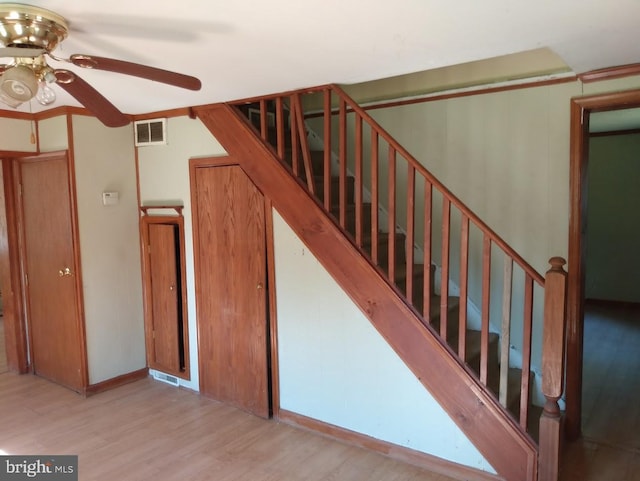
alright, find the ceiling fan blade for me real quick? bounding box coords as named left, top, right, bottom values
left=70, top=54, right=201, bottom=91
left=0, top=47, right=45, bottom=58
left=54, top=69, right=130, bottom=128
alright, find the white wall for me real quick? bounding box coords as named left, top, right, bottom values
left=38, top=116, right=68, bottom=152
left=71, top=115, right=146, bottom=384
left=274, top=211, right=495, bottom=473
left=136, top=115, right=226, bottom=391
left=0, top=118, right=36, bottom=152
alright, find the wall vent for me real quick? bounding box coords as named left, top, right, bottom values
left=134, top=118, right=167, bottom=146
left=151, top=370, right=180, bottom=387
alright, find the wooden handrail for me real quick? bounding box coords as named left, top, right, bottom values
left=231, top=84, right=543, bottom=287
left=329, top=84, right=544, bottom=287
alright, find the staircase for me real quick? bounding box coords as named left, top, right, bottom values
left=238, top=98, right=539, bottom=433
left=195, top=88, right=568, bottom=481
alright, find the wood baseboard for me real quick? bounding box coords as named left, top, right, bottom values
left=278, top=409, right=502, bottom=481
left=84, top=368, right=149, bottom=396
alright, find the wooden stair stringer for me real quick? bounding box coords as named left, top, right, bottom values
left=196, top=103, right=538, bottom=481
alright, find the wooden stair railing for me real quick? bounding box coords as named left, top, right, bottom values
left=201, top=85, right=568, bottom=480
left=233, top=86, right=547, bottom=430
left=196, top=102, right=539, bottom=481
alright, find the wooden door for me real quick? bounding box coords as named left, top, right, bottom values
left=193, top=164, right=270, bottom=418
left=18, top=152, right=86, bottom=391
left=148, top=223, right=185, bottom=375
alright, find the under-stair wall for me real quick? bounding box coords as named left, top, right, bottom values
left=272, top=211, right=496, bottom=474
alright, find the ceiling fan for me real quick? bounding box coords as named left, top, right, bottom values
left=0, top=3, right=201, bottom=127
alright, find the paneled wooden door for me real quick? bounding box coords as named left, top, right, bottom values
left=146, top=222, right=188, bottom=377
left=18, top=152, right=86, bottom=392
left=192, top=163, right=270, bottom=418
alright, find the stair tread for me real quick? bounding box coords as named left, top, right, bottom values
left=393, top=262, right=426, bottom=278
left=330, top=202, right=372, bottom=214
left=361, top=231, right=406, bottom=244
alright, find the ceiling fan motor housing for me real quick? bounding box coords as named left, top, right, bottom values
left=0, top=4, right=200, bottom=126
left=0, top=3, right=68, bottom=51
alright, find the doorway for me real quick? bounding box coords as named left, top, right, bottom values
left=140, top=210, right=190, bottom=380
left=566, top=88, right=640, bottom=440
left=190, top=157, right=272, bottom=419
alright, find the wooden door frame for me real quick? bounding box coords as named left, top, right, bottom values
left=0, top=154, right=31, bottom=372
left=139, top=209, right=191, bottom=380
left=189, top=155, right=280, bottom=417
left=566, top=88, right=640, bottom=440
left=11, top=150, right=89, bottom=390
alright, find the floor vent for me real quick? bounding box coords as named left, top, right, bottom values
left=152, top=371, right=180, bottom=387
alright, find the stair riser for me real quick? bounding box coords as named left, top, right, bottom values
left=362, top=233, right=407, bottom=268
left=284, top=150, right=326, bottom=174
left=395, top=264, right=435, bottom=307
left=314, top=177, right=355, bottom=207
left=332, top=204, right=373, bottom=237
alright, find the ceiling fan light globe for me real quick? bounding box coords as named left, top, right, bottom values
left=36, top=82, right=56, bottom=105
left=1, top=65, right=37, bottom=101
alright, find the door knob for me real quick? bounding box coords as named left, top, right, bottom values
left=257, top=283, right=263, bottom=290
left=58, top=267, right=72, bottom=277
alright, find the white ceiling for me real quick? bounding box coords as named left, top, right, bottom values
left=2, top=0, right=640, bottom=116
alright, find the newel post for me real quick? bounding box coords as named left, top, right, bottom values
left=538, top=257, right=568, bottom=481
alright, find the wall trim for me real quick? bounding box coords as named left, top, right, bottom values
left=84, top=368, right=149, bottom=396
left=0, top=110, right=32, bottom=121
left=355, top=75, right=577, bottom=113
left=579, top=63, right=640, bottom=83
left=132, top=107, right=194, bottom=121
left=34, top=106, right=92, bottom=121
left=278, top=410, right=503, bottom=481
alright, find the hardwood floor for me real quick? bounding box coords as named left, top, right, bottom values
left=0, top=372, right=458, bottom=481
left=560, top=301, right=640, bottom=481
left=0, top=317, right=7, bottom=374
left=5, top=301, right=636, bottom=480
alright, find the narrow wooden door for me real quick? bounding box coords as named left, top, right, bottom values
left=19, top=153, right=85, bottom=391
left=148, top=223, right=183, bottom=374
left=193, top=164, right=269, bottom=418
